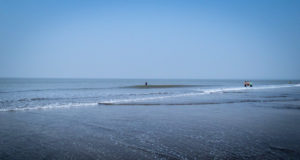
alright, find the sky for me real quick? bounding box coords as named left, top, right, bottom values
left=0, top=0, right=300, bottom=79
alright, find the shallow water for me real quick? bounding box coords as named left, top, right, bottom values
left=0, top=79, right=300, bottom=159
left=1, top=79, right=299, bottom=111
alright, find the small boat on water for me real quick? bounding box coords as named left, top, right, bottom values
left=244, top=81, right=253, bottom=87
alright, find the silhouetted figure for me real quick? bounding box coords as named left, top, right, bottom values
left=145, top=82, right=148, bottom=86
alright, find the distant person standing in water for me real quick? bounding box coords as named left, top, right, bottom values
left=145, top=82, right=148, bottom=86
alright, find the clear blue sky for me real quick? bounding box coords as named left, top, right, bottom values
left=1, top=0, right=300, bottom=79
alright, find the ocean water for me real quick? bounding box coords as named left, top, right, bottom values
left=0, top=78, right=300, bottom=159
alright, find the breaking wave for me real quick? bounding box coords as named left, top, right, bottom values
left=0, top=102, right=98, bottom=112
left=1, top=84, right=299, bottom=112
left=0, top=92, right=170, bottom=104
left=100, top=84, right=300, bottom=105
left=99, top=99, right=300, bottom=106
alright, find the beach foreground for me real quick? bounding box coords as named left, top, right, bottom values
left=1, top=103, right=300, bottom=160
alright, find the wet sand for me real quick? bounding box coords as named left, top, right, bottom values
left=1, top=103, right=300, bottom=160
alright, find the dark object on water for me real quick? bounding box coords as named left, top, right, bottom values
left=244, top=81, right=253, bottom=87
left=145, top=82, right=148, bottom=86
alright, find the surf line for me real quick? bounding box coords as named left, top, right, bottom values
left=99, top=84, right=300, bottom=105
left=0, top=102, right=98, bottom=112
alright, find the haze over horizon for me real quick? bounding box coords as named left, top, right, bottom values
left=1, top=0, right=300, bottom=79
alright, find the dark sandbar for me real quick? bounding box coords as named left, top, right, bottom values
left=124, top=85, right=201, bottom=89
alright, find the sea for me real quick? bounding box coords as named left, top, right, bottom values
left=0, top=78, right=300, bottom=159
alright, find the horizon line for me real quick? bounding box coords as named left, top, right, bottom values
left=0, top=77, right=298, bottom=81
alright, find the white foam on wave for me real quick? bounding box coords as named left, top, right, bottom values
left=100, top=92, right=205, bottom=104
left=0, top=102, right=98, bottom=112
left=2, top=84, right=299, bottom=111
left=202, top=84, right=300, bottom=93
left=100, top=84, right=300, bottom=104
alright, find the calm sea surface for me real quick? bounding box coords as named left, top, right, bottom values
left=0, top=79, right=300, bottom=159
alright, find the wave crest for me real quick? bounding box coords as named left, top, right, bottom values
left=0, top=102, right=98, bottom=112
left=100, top=84, right=300, bottom=104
